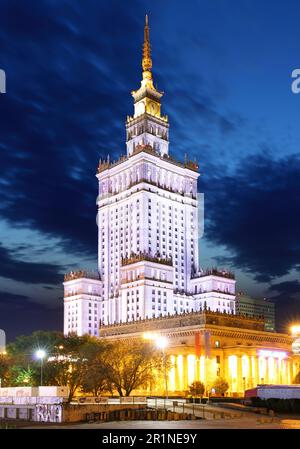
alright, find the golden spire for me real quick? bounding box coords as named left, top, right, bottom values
left=142, top=14, right=152, bottom=78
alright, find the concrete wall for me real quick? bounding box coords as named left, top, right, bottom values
left=63, top=404, right=144, bottom=423
left=0, top=403, right=144, bottom=423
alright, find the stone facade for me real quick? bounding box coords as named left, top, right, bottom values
left=100, top=310, right=300, bottom=396
left=63, top=17, right=237, bottom=336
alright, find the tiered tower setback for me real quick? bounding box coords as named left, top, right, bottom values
left=63, top=16, right=236, bottom=336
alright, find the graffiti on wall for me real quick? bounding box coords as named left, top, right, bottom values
left=36, top=404, right=62, bottom=422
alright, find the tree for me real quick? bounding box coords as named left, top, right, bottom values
left=9, top=366, right=35, bottom=386
left=81, top=341, right=112, bottom=396
left=4, top=331, right=110, bottom=401
left=6, top=330, right=63, bottom=386
left=46, top=334, right=107, bottom=402
left=102, top=339, right=163, bottom=396
left=188, top=380, right=205, bottom=397
left=0, top=353, right=10, bottom=387
left=212, top=377, right=229, bottom=395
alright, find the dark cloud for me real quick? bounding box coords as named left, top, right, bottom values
left=0, top=291, right=62, bottom=342
left=203, top=153, right=300, bottom=283
left=0, top=244, right=62, bottom=284
left=0, top=0, right=299, bottom=339
left=0, top=0, right=238, bottom=262
left=268, top=281, right=300, bottom=332
left=0, top=0, right=144, bottom=257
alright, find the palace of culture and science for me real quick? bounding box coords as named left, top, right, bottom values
left=63, top=16, right=236, bottom=337
left=63, top=17, right=300, bottom=395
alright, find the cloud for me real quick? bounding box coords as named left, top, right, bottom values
left=0, top=290, right=62, bottom=341
left=0, top=244, right=62, bottom=284
left=0, top=0, right=145, bottom=257
left=0, top=0, right=298, bottom=338
left=203, top=153, right=300, bottom=283
left=268, top=281, right=300, bottom=332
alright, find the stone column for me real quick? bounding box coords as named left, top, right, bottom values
left=224, top=355, right=229, bottom=381
left=182, top=355, right=188, bottom=391
left=289, top=359, right=294, bottom=385
left=277, top=358, right=282, bottom=384
left=248, top=356, right=253, bottom=388
left=174, top=355, right=180, bottom=392
left=237, top=355, right=242, bottom=393
left=195, top=356, right=200, bottom=382
left=265, top=357, right=269, bottom=384
left=253, top=356, right=258, bottom=386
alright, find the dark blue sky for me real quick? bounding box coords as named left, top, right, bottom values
left=0, top=0, right=299, bottom=340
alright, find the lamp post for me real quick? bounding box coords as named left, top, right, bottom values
left=143, top=333, right=169, bottom=400
left=36, top=349, right=46, bottom=386
left=155, top=336, right=168, bottom=400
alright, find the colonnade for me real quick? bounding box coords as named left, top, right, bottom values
left=165, top=353, right=295, bottom=394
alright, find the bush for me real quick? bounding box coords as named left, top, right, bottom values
left=188, top=381, right=205, bottom=397
left=212, top=377, right=229, bottom=395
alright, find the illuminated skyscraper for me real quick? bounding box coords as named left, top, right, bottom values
left=63, top=16, right=236, bottom=336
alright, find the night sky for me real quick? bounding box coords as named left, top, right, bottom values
left=0, top=0, right=299, bottom=341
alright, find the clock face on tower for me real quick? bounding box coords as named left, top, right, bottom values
left=149, top=101, right=159, bottom=115
left=136, top=102, right=145, bottom=116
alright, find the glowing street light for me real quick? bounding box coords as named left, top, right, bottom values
left=290, top=325, right=300, bottom=337
left=155, top=336, right=168, bottom=350
left=36, top=349, right=46, bottom=386
left=143, top=333, right=169, bottom=399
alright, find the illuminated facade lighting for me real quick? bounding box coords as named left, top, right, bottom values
left=258, top=350, right=287, bottom=359
left=62, top=15, right=237, bottom=337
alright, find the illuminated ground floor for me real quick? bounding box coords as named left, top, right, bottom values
left=100, top=310, right=300, bottom=396
left=166, top=349, right=296, bottom=395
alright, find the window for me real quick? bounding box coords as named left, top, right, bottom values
left=215, top=340, right=220, bottom=348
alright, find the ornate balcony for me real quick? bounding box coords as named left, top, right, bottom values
left=192, top=267, right=235, bottom=280
left=64, top=290, right=102, bottom=298
left=64, top=270, right=101, bottom=282
left=99, top=309, right=266, bottom=337
left=121, top=251, right=172, bottom=267
left=97, top=143, right=199, bottom=174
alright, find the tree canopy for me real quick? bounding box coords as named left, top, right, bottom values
left=212, top=377, right=229, bottom=395
left=2, top=331, right=164, bottom=399
left=188, top=380, right=205, bottom=397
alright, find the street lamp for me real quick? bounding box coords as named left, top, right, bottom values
left=290, top=325, right=300, bottom=337
left=143, top=333, right=169, bottom=399
left=36, top=349, right=46, bottom=386
left=155, top=336, right=168, bottom=399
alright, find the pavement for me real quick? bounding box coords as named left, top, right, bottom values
left=20, top=402, right=300, bottom=429
left=23, top=418, right=300, bottom=429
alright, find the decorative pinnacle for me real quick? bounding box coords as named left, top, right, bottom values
left=142, top=14, right=152, bottom=73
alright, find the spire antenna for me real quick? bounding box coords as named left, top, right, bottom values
left=142, top=14, right=152, bottom=75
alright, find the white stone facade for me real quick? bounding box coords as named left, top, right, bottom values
left=63, top=18, right=236, bottom=336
